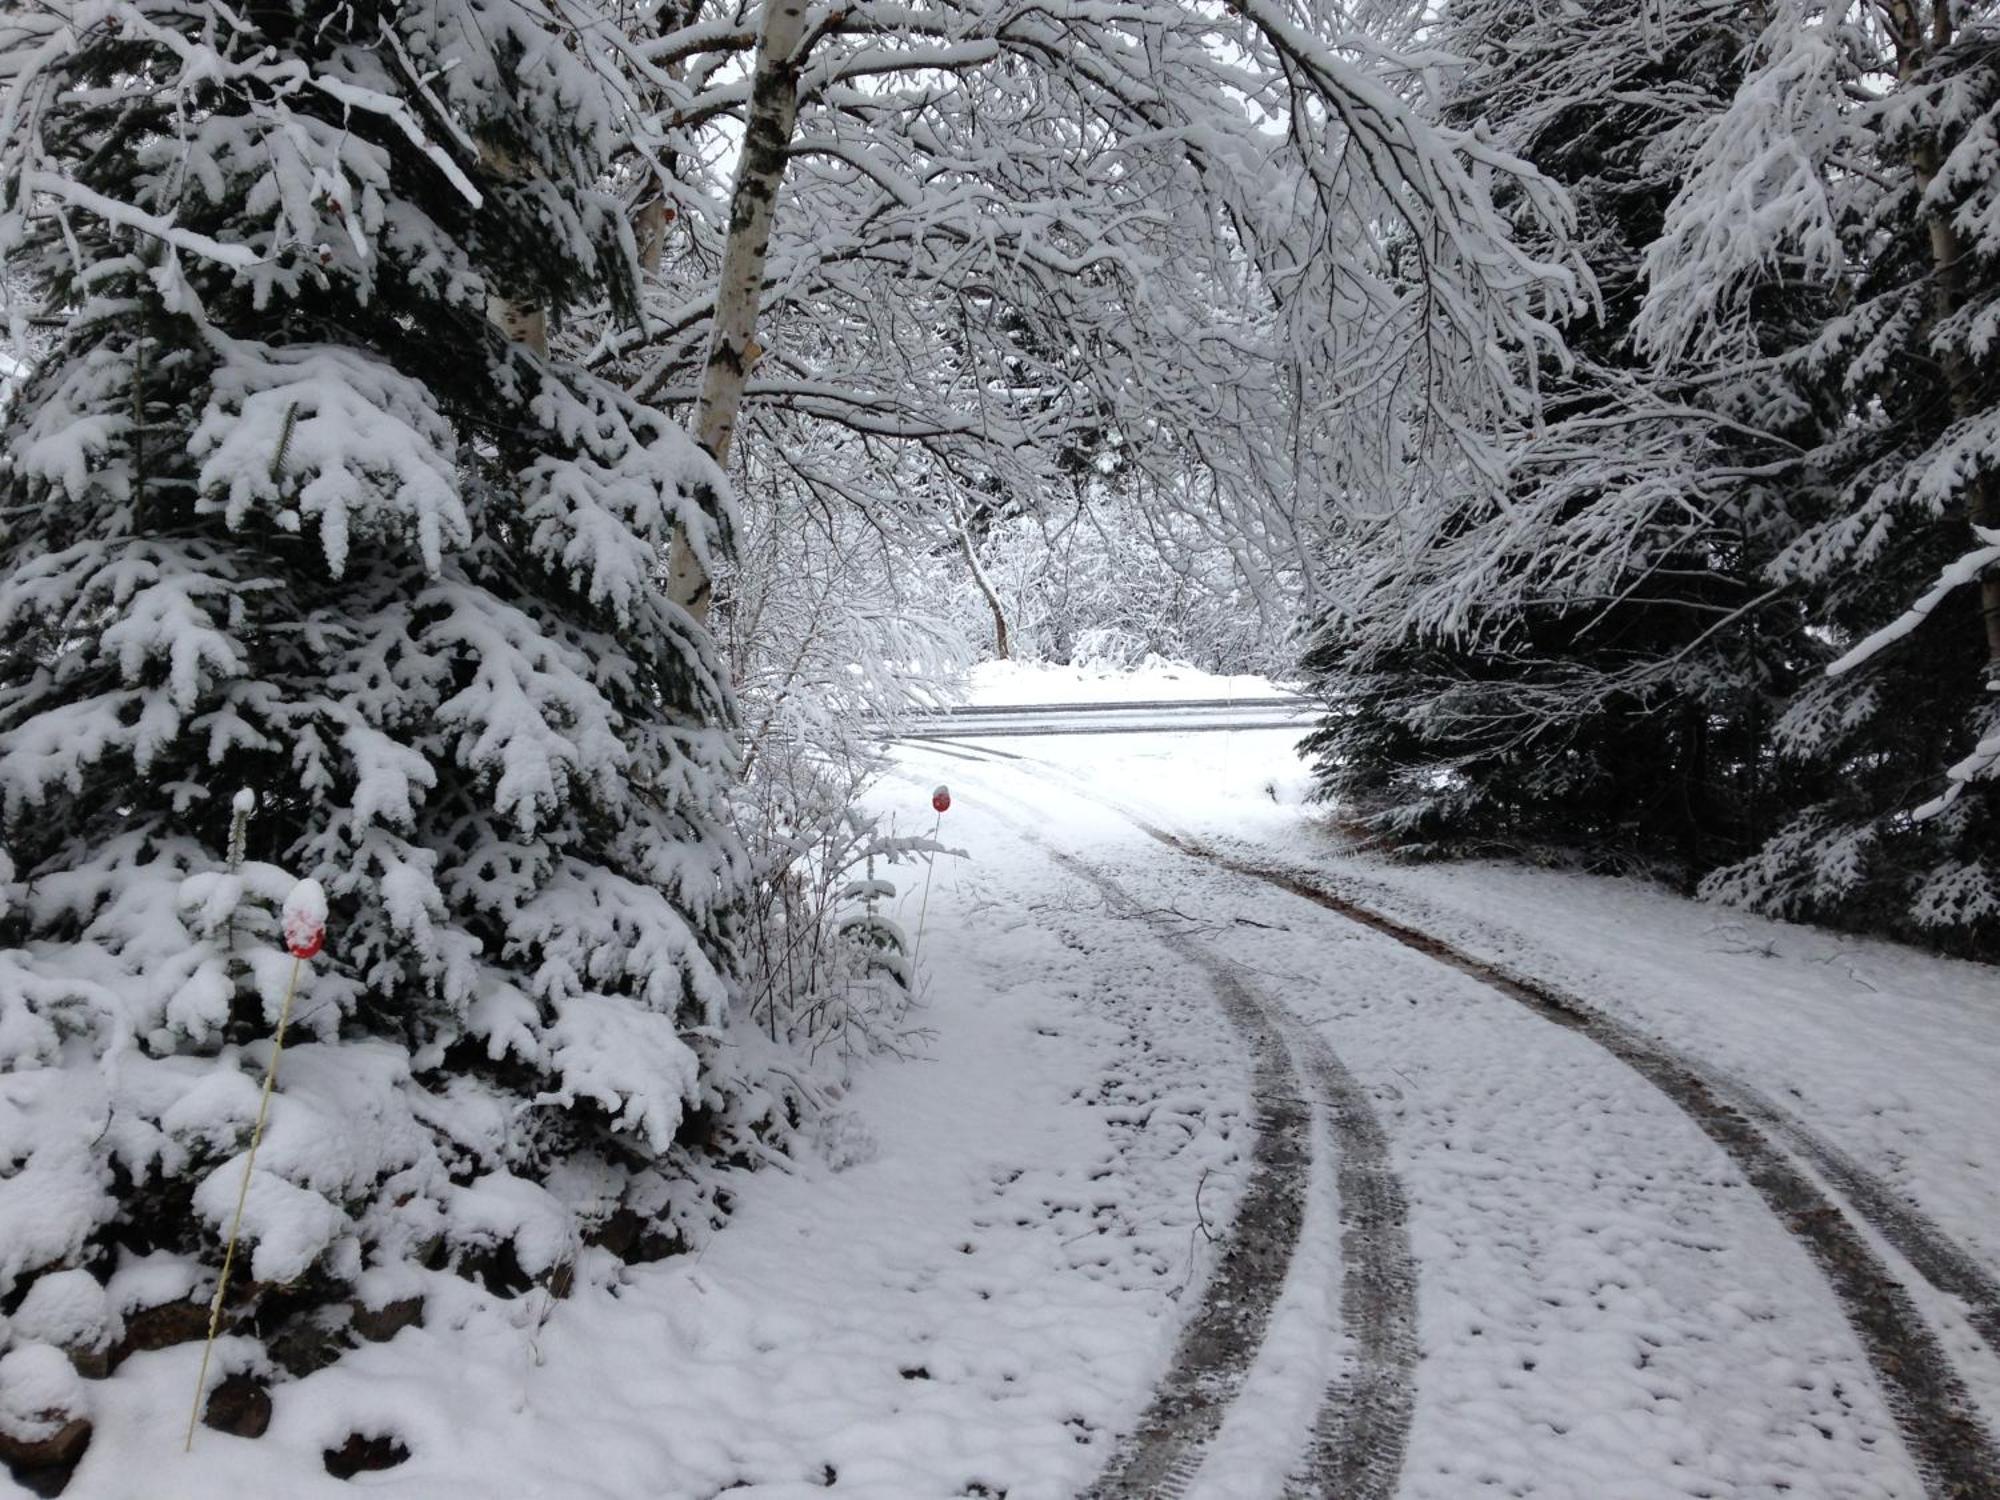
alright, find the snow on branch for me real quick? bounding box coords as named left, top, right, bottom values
left=190, top=341, right=469, bottom=577
left=1636, top=4, right=1857, bottom=363
left=18, top=172, right=258, bottom=270
left=307, top=75, right=483, bottom=211
left=1827, top=528, right=2000, bottom=677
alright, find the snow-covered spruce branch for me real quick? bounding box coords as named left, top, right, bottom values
left=15, top=172, right=259, bottom=270
left=1826, top=530, right=2000, bottom=678
left=0, top=0, right=783, bottom=1392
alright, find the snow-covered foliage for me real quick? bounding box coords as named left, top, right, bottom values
left=0, top=0, right=761, bottom=1391
left=948, top=492, right=1307, bottom=676
left=579, top=0, right=1587, bottom=666
left=722, top=479, right=968, bottom=762
left=1307, top=0, right=1786, bottom=865
left=1308, top=0, right=2000, bottom=957
left=1626, top=0, right=2000, bottom=946
left=0, top=346, right=23, bottom=416
left=1652, top=0, right=2000, bottom=945
left=735, top=746, right=934, bottom=1069
left=713, top=463, right=958, bottom=1062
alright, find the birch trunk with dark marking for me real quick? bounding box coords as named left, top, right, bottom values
left=671, top=0, right=811, bottom=623
left=482, top=145, right=549, bottom=357
left=1890, top=0, right=2000, bottom=682
left=636, top=197, right=671, bottom=280
left=490, top=295, right=548, bottom=357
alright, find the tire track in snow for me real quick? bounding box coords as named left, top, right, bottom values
left=946, top=742, right=2000, bottom=1346
left=1159, top=834, right=2000, bottom=1500
left=908, top=751, right=1419, bottom=1499
left=1754, top=1117, right=2000, bottom=1355
left=1019, top=833, right=1309, bottom=1500
left=1274, top=1022, right=1417, bottom=1500
left=919, top=737, right=2000, bottom=1497
left=1195, top=834, right=2000, bottom=1360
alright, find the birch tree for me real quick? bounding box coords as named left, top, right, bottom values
left=584, top=0, right=1586, bottom=649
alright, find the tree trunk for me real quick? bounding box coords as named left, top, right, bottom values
left=673, top=0, right=811, bottom=623
left=1891, top=0, right=2000, bottom=682
left=481, top=147, right=550, bottom=358
left=955, top=508, right=1011, bottom=660
left=635, top=197, right=672, bottom=281
left=489, top=295, right=548, bottom=357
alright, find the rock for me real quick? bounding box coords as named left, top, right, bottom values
left=451, top=1241, right=531, bottom=1298
left=587, top=1207, right=682, bottom=1265
left=112, top=1298, right=210, bottom=1365
left=350, top=1295, right=422, bottom=1344
left=587, top=1206, right=640, bottom=1259
left=201, top=1374, right=272, bottom=1439
left=0, top=1413, right=91, bottom=1469
left=323, top=1432, right=410, bottom=1479
left=0, top=1346, right=92, bottom=1496
left=0, top=1345, right=87, bottom=1440
left=540, top=1261, right=575, bottom=1301
left=12, top=1272, right=120, bottom=1381
left=1, top=1417, right=90, bottom=1497
left=266, top=1306, right=352, bottom=1378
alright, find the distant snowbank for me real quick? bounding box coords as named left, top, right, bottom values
left=964, top=656, right=1297, bottom=706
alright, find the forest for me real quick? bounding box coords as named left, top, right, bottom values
left=0, top=1, right=1996, bottom=1496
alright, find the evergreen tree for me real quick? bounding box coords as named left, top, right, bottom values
left=1305, top=0, right=1805, bottom=877
left=1310, top=0, right=2000, bottom=959
left=0, top=1, right=751, bottom=1355
left=1644, top=2, right=2000, bottom=953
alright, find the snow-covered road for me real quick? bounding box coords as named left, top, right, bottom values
left=903, top=726, right=2000, bottom=1500
left=896, top=696, right=1317, bottom=741
left=64, top=666, right=2000, bottom=1500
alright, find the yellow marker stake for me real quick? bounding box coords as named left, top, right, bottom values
left=910, top=806, right=944, bottom=978
left=184, top=952, right=304, bottom=1453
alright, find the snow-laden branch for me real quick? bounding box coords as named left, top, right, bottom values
left=1916, top=716, right=2000, bottom=820
left=1827, top=528, right=2000, bottom=676
left=308, top=75, right=483, bottom=211
left=18, top=171, right=258, bottom=267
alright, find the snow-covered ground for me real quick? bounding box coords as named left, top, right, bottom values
left=44, top=659, right=2000, bottom=1498
left=906, top=661, right=2000, bottom=1496
left=58, top=679, right=1262, bottom=1498
left=996, top=702, right=2000, bottom=1283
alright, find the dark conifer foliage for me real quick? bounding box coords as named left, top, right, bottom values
left=1692, top=18, right=2000, bottom=947
left=1305, top=0, right=1797, bottom=877
left=0, top=1, right=751, bottom=1334
left=1309, top=0, right=2000, bottom=958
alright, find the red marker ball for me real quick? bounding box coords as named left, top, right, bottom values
left=281, top=880, right=329, bottom=960
left=932, top=786, right=951, bottom=814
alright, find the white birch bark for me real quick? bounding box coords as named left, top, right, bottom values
left=670, top=0, right=811, bottom=622
left=482, top=144, right=549, bottom=357
left=489, top=294, right=548, bottom=356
